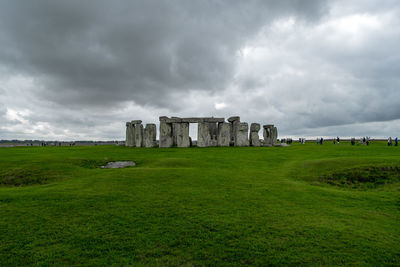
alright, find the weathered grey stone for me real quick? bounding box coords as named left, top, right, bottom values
left=131, top=120, right=142, bottom=124
left=198, top=122, right=211, bottom=147
left=134, top=123, right=144, bottom=147
left=167, top=117, right=225, bottom=123
left=250, top=123, right=260, bottom=132
left=272, top=126, right=278, bottom=144
left=174, top=122, right=190, bottom=147
left=172, top=123, right=179, bottom=146
left=228, top=116, right=240, bottom=123
left=263, top=125, right=272, bottom=145
left=217, top=122, right=231, bottom=146
left=125, top=122, right=136, bottom=147
left=209, top=122, right=218, bottom=146
left=250, top=123, right=261, bottom=147
left=125, top=122, right=131, bottom=146
left=185, top=117, right=224, bottom=123
left=250, top=132, right=261, bottom=147
left=202, top=118, right=225, bottom=123
left=209, top=123, right=217, bottom=137
left=144, top=124, right=157, bottom=148
left=179, top=117, right=202, bottom=123
left=166, top=117, right=183, bottom=123
left=236, top=122, right=249, bottom=146
left=228, top=116, right=240, bottom=146
left=101, top=161, right=136, bottom=169
left=159, top=116, right=168, bottom=121
left=263, top=124, right=278, bottom=145
left=159, top=119, right=173, bottom=148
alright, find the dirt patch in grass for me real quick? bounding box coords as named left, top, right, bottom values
left=319, top=166, right=400, bottom=189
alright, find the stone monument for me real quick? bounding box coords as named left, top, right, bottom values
left=250, top=123, right=261, bottom=147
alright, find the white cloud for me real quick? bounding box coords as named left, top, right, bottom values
left=0, top=0, right=399, bottom=140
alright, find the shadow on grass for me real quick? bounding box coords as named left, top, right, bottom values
left=0, top=167, right=61, bottom=186
left=291, top=158, right=400, bottom=190
left=319, top=166, right=400, bottom=189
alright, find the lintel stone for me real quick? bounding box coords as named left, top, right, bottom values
left=180, top=117, right=224, bottom=123
left=228, top=116, right=240, bottom=122
left=165, top=118, right=183, bottom=123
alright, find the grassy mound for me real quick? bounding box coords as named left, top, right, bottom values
left=0, top=165, right=65, bottom=186
left=319, top=166, right=400, bottom=189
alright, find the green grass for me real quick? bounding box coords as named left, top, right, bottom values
left=0, top=142, right=399, bottom=265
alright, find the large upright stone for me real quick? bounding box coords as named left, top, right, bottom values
left=125, top=122, right=131, bottom=147
left=172, top=123, right=179, bottom=146
left=217, top=122, right=231, bottom=146
left=272, top=126, right=278, bottom=144
left=175, top=122, right=190, bottom=147
left=159, top=116, right=173, bottom=148
left=125, top=122, right=136, bottom=147
left=209, top=122, right=218, bottom=146
left=263, top=124, right=278, bottom=146
left=144, top=124, right=157, bottom=148
left=228, top=116, right=240, bottom=146
left=249, top=123, right=261, bottom=147
left=198, top=122, right=211, bottom=147
left=134, top=123, right=144, bottom=147
left=236, top=122, right=249, bottom=146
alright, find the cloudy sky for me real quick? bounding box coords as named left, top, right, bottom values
left=0, top=0, right=399, bottom=140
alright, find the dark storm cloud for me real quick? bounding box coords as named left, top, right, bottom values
left=1, top=0, right=400, bottom=140
left=0, top=0, right=327, bottom=109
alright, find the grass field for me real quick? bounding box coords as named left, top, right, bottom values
left=1, top=142, right=400, bottom=265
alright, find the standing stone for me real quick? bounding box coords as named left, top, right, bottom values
left=236, top=122, right=249, bottom=147
left=171, top=117, right=183, bottom=146
left=228, top=116, right=240, bottom=146
left=272, top=126, right=278, bottom=145
left=250, top=123, right=261, bottom=147
left=198, top=122, right=211, bottom=147
left=144, top=124, right=157, bottom=148
left=125, top=122, right=136, bottom=147
left=159, top=116, right=173, bottom=148
left=175, top=122, right=190, bottom=147
left=263, top=124, right=278, bottom=146
left=217, top=122, right=231, bottom=146
left=134, top=123, right=144, bottom=147
left=126, top=122, right=131, bottom=147
left=263, top=125, right=272, bottom=146
left=209, top=122, right=218, bottom=147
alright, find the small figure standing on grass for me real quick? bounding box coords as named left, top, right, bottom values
left=388, top=137, right=392, bottom=146
left=395, top=137, right=398, bottom=147
left=336, top=136, right=340, bottom=145
left=351, top=138, right=356, bottom=145
left=366, top=136, right=370, bottom=146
